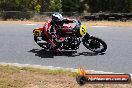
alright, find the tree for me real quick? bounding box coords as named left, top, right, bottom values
left=30, top=0, right=41, bottom=12
left=0, top=0, right=20, bottom=11
left=87, top=0, right=132, bottom=13
left=38, top=0, right=50, bottom=12
left=62, top=0, right=81, bottom=12
left=0, top=0, right=131, bottom=13
left=0, top=0, right=41, bottom=12
left=49, top=0, right=62, bottom=12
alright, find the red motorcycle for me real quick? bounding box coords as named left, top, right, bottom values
left=33, top=20, right=107, bottom=53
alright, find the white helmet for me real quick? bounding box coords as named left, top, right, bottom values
left=52, top=12, right=63, bottom=22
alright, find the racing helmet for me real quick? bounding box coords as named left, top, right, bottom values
left=52, top=12, right=63, bottom=25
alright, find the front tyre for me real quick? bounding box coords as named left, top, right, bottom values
left=83, top=36, right=107, bottom=53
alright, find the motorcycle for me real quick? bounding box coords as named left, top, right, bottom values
left=33, top=20, right=107, bottom=53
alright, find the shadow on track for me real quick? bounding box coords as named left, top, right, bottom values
left=29, top=49, right=105, bottom=58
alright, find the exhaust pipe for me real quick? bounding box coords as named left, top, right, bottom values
left=37, top=40, right=47, bottom=44
left=37, top=37, right=47, bottom=44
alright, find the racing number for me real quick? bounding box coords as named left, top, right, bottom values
left=82, top=27, right=86, bottom=34
left=80, top=25, right=87, bottom=37
left=34, top=30, right=41, bottom=37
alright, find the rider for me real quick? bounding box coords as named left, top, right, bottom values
left=46, top=12, right=76, bottom=52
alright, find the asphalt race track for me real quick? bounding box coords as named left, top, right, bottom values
left=0, top=23, right=132, bottom=74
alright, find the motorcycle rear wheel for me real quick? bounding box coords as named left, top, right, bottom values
left=83, top=36, right=107, bottom=53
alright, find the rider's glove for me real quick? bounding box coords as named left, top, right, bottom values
left=73, top=19, right=78, bottom=24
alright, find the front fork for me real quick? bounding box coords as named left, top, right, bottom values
left=82, top=33, right=90, bottom=42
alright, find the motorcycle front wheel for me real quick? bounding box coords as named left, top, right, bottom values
left=83, top=36, right=107, bottom=53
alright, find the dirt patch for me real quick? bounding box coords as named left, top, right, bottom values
left=0, top=21, right=132, bottom=27
left=0, top=65, right=131, bottom=88
left=83, top=21, right=132, bottom=27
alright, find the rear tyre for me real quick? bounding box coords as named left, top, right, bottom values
left=83, top=36, right=107, bottom=53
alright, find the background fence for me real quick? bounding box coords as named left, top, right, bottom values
left=0, top=11, right=132, bottom=22
left=83, top=13, right=132, bottom=21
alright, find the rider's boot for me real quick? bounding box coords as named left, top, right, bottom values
left=47, top=39, right=61, bottom=53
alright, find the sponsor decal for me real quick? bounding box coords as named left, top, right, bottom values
left=76, top=66, right=131, bottom=85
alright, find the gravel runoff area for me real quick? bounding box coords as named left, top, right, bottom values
left=0, top=21, right=132, bottom=27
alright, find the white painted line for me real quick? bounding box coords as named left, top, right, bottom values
left=89, top=26, right=107, bottom=28
left=23, top=24, right=37, bottom=25
left=0, top=62, right=131, bottom=76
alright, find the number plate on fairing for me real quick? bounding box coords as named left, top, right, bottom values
left=34, top=28, right=41, bottom=37
left=80, top=25, right=87, bottom=37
